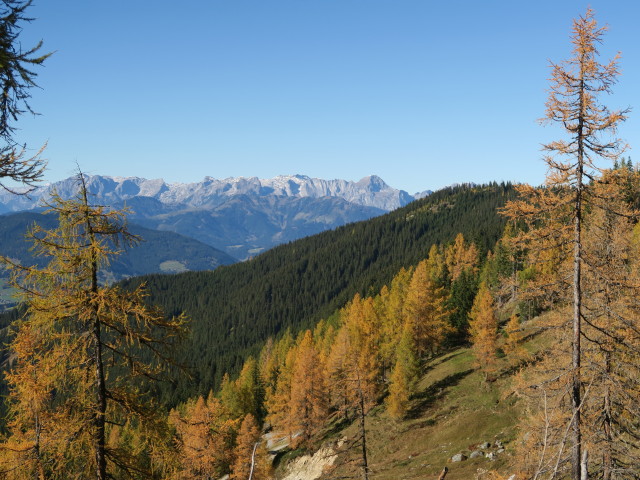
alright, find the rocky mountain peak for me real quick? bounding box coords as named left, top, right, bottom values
left=0, top=173, right=421, bottom=213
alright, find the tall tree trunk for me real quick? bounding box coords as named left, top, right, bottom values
left=357, top=376, right=369, bottom=480
left=82, top=180, right=107, bottom=480
left=603, top=351, right=613, bottom=480
left=34, top=412, right=46, bottom=480
left=572, top=181, right=583, bottom=480
left=571, top=69, right=586, bottom=480
left=580, top=449, right=588, bottom=480
left=93, top=315, right=107, bottom=480
left=91, top=259, right=107, bottom=480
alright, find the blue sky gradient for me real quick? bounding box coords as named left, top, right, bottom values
left=14, top=1, right=640, bottom=194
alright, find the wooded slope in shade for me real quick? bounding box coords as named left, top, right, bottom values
left=122, top=183, right=515, bottom=403
left=0, top=211, right=237, bottom=281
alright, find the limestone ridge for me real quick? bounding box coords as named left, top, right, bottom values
left=0, top=174, right=418, bottom=213
left=1, top=174, right=426, bottom=260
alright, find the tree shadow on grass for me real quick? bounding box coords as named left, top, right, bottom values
left=520, top=327, right=545, bottom=344
left=420, top=350, right=464, bottom=377
left=406, top=368, right=474, bottom=419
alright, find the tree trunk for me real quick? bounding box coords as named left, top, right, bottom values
left=580, top=449, right=588, bottom=480
left=82, top=180, right=107, bottom=480
left=571, top=68, right=586, bottom=480
left=603, top=351, right=612, bottom=480
left=357, top=377, right=369, bottom=480
left=572, top=182, right=583, bottom=480
left=248, top=441, right=259, bottom=480
left=437, top=466, right=448, bottom=480
left=34, top=412, right=46, bottom=480
left=93, top=316, right=107, bottom=480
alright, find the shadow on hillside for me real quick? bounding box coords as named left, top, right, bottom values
left=421, top=350, right=464, bottom=375
left=520, top=327, right=546, bottom=344
left=407, top=368, right=474, bottom=419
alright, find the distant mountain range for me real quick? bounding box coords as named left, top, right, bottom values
left=0, top=174, right=432, bottom=259
left=0, top=174, right=426, bottom=212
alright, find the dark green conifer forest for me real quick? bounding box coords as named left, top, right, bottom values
left=120, top=182, right=515, bottom=402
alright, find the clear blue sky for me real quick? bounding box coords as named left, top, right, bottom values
left=14, top=1, right=640, bottom=194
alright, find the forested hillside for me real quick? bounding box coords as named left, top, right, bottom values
left=0, top=211, right=236, bottom=292
left=123, top=182, right=515, bottom=401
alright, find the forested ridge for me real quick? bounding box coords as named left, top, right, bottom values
left=0, top=211, right=236, bottom=280
left=122, top=182, right=515, bottom=401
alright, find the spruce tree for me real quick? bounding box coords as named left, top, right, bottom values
left=0, top=0, right=51, bottom=193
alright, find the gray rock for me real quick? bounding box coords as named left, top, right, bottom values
left=469, top=450, right=484, bottom=459
left=494, top=440, right=504, bottom=448
left=451, top=453, right=468, bottom=462
left=486, top=452, right=497, bottom=460
left=480, top=442, right=492, bottom=449
left=497, top=448, right=505, bottom=454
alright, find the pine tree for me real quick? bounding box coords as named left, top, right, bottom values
left=219, top=373, right=242, bottom=419
left=326, top=295, right=382, bottom=480
left=425, top=243, right=448, bottom=287
left=1, top=175, right=187, bottom=479
left=260, top=331, right=294, bottom=402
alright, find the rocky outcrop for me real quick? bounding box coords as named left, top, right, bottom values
left=278, top=446, right=337, bottom=480
left=450, top=439, right=507, bottom=463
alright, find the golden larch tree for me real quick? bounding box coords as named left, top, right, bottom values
left=168, top=394, right=238, bottom=479
left=445, top=233, right=479, bottom=282
left=378, top=266, right=413, bottom=375
left=230, top=414, right=271, bottom=480
left=1, top=175, right=186, bottom=480
left=404, top=259, right=452, bottom=358
left=502, top=9, right=632, bottom=479
left=502, top=314, right=527, bottom=366
left=289, top=330, right=328, bottom=448
left=468, top=282, right=499, bottom=380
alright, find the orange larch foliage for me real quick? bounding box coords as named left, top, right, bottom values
left=404, top=259, right=452, bottom=358
left=231, top=414, right=271, bottom=480
left=501, top=9, right=635, bottom=479
left=1, top=177, right=186, bottom=480
left=289, top=330, right=328, bottom=447
left=468, top=283, right=499, bottom=379
left=445, top=233, right=479, bottom=282
left=168, top=395, right=238, bottom=479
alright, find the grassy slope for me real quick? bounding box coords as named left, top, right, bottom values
left=316, top=320, right=549, bottom=480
